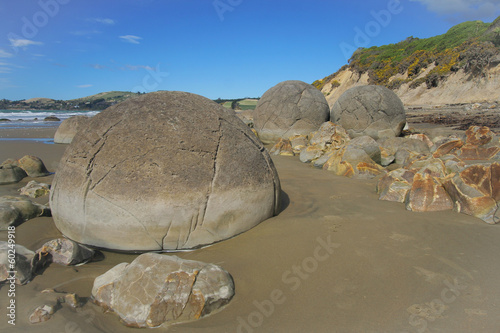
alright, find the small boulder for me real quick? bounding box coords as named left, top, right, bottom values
left=323, top=144, right=385, bottom=179
left=36, top=238, right=100, bottom=266
left=432, top=139, right=464, bottom=158
left=17, top=155, right=51, bottom=177
left=44, top=116, right=60, bottom=122
left=289, top=135, right=309, bottom=153
left=377, top=168, right=416, bottom=203
left=253, top=80, right=330, bottom=144
left=54, top=115, right=89, bottom=144
left=0, top=196, right=50, bottom=230
left=330, top=85, right=406, bottom=140
left=405, top=173, right=453, bottom=212
left=442, top=163, right=500, bottom=224
left=0, top=164, right=27, bottom=185
left=299, top=146, right=325, bottom=163
left=308, top=122, right=350, bottom=151
left=92, top=253, right=234, bottom=328
left=29, top=304, right=56, bottom=324
left=19, top=181, right=51, bottom=198
left=465, top=126, right=493, bottom=146
left=0, top=242, right=36, bottom=285
left=269, top=139, right=295, bottom=156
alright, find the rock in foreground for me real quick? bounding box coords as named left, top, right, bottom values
left=50, top=91, right=281, bottom=251
left=92, top=253, right=234, bottom=328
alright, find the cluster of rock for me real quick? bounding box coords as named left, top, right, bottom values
left=0, top=196, right=50, bottom=230
left=92, top=253, right=234, bottom=328
left=0, top=238, right=100, bottom=286
left=0, top=155, right=51, bottom=185
left=29, top=289, right=82, bottom=324
left=377, top=126, right=500, bottom=223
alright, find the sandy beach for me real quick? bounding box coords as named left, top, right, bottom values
left=1, top=123, right=500, bottom=333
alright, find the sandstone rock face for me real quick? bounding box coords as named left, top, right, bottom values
left=308, top=121, right=350, bottom=151
left=91, top=253, right=234, bottom=328
left=0, top=196, right=50, bottom=230
left=377, top=169, right=415, bottom=203
left=405, top=173, right=453, bottom=212
left=465, top=126, right=493, bottom=146
left=50, top=91, right=281, bottom=251
left=330, top=85, right=406, bottom=140
left=443, top=163, right=500, bottom=224
left=54, top=115, right=89, bottom=144
left=253, top=80, right=330, bottom=144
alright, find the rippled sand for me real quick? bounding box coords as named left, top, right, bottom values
left=1, top=127, right=500, bottom=333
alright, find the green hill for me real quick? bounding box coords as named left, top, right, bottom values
left=314, top=18, right=500, bottom=91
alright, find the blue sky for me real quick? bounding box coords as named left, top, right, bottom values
left=1, top=0, right=500, bottom=101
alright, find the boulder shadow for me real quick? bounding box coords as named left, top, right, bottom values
left=279, top=190, right=290, bottom=213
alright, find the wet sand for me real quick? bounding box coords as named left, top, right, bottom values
left=1, top=126, right=500, bottom=332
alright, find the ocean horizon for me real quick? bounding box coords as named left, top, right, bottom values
left=0, top=109, right=99, bottom=129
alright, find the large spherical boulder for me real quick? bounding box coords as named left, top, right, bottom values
left=50, top=91, right=281, bottom=251
left=253, top=80, right=330, bottom=144
left=54, top=115, right=89, bottom=144
left=330, top=85, right=406, bottom=140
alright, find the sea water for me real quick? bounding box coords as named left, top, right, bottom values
left=0, top=109, right=100, bottom=129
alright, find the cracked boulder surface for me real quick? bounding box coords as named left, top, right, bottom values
left=330, top=85, right=406, bottom=140
left=50, top=91, right=281, bottom=251
left=253, top=80, right=330, bottom=144
left=91, top=253, right=234, bottom=328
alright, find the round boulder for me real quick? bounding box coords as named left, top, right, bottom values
left=330, top=85, right=406, bottom=140
left=54, top=115, right=89, bottom=144
left=50, top=91, right=281, bottom=251
left=253, top=80, right=330, bottom=144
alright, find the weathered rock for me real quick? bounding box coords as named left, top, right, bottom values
left=54, top=115, right=89, bottom=144
left=442, top=163, right=500, bottom=224
left=269, top=138, right=295, bottom=156
left=408, top=133, right=434, bottom=149
left=308, top=121, right=350, bottom=151
left=405, top=173, right=453, bottom=212
left=289, top=135, right=309, bottom=153
left=346, top=136, right=381, bottom=165
left=91, top=253, right=234, bottom=328
left=253, top=80, right=330, bottom=144
left=330, top=85, right=406, bottom=140
left=377, top=168, right=415, bottom=203
left=408, top=157, right=448, bottom=178
left=455, top=144, right=500, bottom=161
left=378, top=137, right=430, bottom=166
left=299, top=146, right=324, bottom=163
left=432, top=139, right=464, bottom=158
left=323, top=144, right=385, bottom=179
left=17, top=155, right=51, bottom=177
left=465, top=126, right=493, bottom=146
left=0, top=164, right=27, bottom=185
left=36, top=238, right=99, bottom=266
left=0, top=242, right=35, bottom=285
left=19, top=181, right=51, bottom=198
left=0, top=196, right=50, bottom=230
left=312, top=151, right=335, bottom=168
left=29, top=304, right=56, bottom=324
left=50, top=91, right=281, bottom=251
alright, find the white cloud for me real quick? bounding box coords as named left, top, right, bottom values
left=90, top=64, right=106, bottom=70
left=119, top=35, right=142, bottom=44
left=0, top=49, right=13, bottom=58
left=9, top=38, right=43, bottom=48
left=77, top=84, right=93, bottom=88
left=70, top=30, right=102, bottom=36
left=411, top=0, right=500, bottom=20
left=89, top=18, right=116, bottom=25
left=122, top=64, right=155, bottom=71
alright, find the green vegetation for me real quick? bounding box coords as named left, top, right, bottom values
left=314, top=18, right=500, bottom=91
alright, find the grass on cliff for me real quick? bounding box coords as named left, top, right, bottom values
left=314, top=19, right=500, bottom=90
